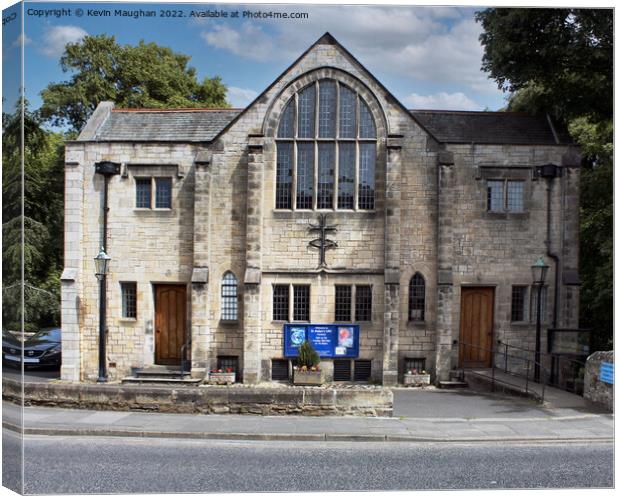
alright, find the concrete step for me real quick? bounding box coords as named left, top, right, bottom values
left=438, top=381, right=468, bottom=389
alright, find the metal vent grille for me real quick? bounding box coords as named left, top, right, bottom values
left=354, top=360, right=372, bottom=381
left=271, top=359, right=289, bottom=381
left=333, top=360, right=352, bottom=382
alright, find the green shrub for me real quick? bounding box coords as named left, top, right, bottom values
left=298, top=340, right=320, bottom=368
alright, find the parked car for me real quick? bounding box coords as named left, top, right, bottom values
left=2, top=327, right=61, bottom=369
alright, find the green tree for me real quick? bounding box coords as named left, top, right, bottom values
left=41, top=35, right=229, bottom=130
left=476, top=8, right=613, bottom=348
left=2, top=102, right=64, bottom=331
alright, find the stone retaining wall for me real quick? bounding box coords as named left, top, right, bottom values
left=584, top=351, right=614, bottom=412
left=2, top=379, right=392, bottom=417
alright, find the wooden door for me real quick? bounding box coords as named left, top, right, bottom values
left=459, top=287, right=494, bottom=368
left=155, top=284, right=187, bottom=365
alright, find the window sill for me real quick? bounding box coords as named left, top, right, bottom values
left=119, top=318, right=137, bottom=323
left=510, top=321, right=532, bottom=327
left=219, top=319, right=239, bottom=326
left=407, top=320, right=427, bottom=328
left=133, top=208, right=173, bottom=213
left=484, top=211, right=529, bottom=220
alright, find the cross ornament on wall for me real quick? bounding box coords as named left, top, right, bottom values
left=308, top=214, right=338, bottom=269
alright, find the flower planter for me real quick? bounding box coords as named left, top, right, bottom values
left=293, top=369, right=324, bottom=386
left=208, top=372, right=236, bottom=385
left=403, top=373, right=431, bottom=387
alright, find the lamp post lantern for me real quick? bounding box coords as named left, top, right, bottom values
left=531, top=257, right=549, bottom=382
left=94, top=247, right=111, bottom=382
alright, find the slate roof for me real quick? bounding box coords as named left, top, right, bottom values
left=94, top=108, right=243, bottom=142
left=409, top=110, right=571, bottom=145
left=89, top=107, right=569, bottom=146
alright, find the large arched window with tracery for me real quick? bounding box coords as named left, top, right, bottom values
left=275, top=79, right=377, bottom=211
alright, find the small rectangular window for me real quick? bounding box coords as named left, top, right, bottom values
left=405, top=357, right=426, bottom=373
left=135, top=178, right=151, bottom=208
left=335, top=285, right=352, bottom=322
left=506, top=181, right=524, bottom=212
left=354, top=360, right=372, bottom=381
left=333, top=360, right=352, bottom=381
left=217, top=356, right=239, bottom=378
left=293, top=285, right=310, bottom=321
left=121, top=282, right=137, bottom=318
left=355, top=285, right=372, bottom=321
left=511, top=286, right=528, bottom=322
left=155, top=178, right=172, bottom=209
left=273, top=285, right=289, bottom=321
left=487, top=180, right=504, bottom=212
left=271, top=359, right=290, bottom=381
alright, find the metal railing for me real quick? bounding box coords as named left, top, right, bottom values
left=180, top=341, right=191, bottom=375
left=457, top=340, right=548, bottom=403
left=497, top=340, right=586, bottom=395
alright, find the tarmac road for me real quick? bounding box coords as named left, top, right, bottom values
left=4, top=429, right=613, bottom=493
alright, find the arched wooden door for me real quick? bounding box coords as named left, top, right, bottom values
left=155, top=284, right=187, bottom=365
left=459, top=287, right=494, bottom=368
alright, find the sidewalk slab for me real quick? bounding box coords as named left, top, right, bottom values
left=3, top=399, right=613, bottom=444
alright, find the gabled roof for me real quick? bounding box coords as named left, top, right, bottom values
left=94, top=108, right=242, bottom=142
left=410, top=110, right=571, bottom=145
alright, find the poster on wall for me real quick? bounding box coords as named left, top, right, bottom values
left=283, top=324, right=360, bottom=358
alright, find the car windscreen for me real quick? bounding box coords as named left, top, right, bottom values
left=28, top=328, right=61, bottom=344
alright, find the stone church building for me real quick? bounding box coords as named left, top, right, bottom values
left=61, top=33, right=581, bottom=384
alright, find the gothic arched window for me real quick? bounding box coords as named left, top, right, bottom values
left=221, top=272, right=238, bottom=321
left=409, top=273, right=425, bottom=322
left=275, top=79, right=377, bottom=211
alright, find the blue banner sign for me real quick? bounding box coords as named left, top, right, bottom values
left=600, top=362, right=614, bottom=384
left=284, top=324, right=359, bottom=358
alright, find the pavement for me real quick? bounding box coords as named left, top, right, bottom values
left=2, top=388, right=613, bottom=444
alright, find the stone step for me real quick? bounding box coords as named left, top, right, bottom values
left=134, top=366, right=188, bottom=379
left=121, top=376, right=202, bottom=386
left=438, top=380, right=468, bottom=389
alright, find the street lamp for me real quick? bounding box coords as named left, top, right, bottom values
left=94, top=247, right=111, bottom=382
left=531, top=257, right=549, bottom=382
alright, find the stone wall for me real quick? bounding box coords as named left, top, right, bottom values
left=584, top=351, right=614, bottom=412
left=3, top=378, right=393, bottom=417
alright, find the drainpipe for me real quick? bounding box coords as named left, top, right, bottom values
left=538, top=163, right=561, bottom=329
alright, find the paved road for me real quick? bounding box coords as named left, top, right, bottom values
left=2, top=365, right=59, bottom=383
left=4, top=429, right=612, bottom=493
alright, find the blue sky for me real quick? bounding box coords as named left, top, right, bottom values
left=3, top=1, right=511, bottom=127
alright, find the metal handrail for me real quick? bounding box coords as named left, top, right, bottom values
left=497, top=339, right=586, bottom=394
left=180, top=341, right=191, bottom=375
left=457, top=340, right=547, bottom=403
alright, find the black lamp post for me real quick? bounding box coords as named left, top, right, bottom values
left=531, top=257, right=549, bottom=382
left=95, top=247, right=111, bottom=382
left=94, top=160, right=120, bottom=383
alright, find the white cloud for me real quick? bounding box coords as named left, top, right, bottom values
left=41, top=25, right=88, bottom=58
left=12, top=34, right=32, bottom=48
left=199, top=6, right=499, bottom=96
left=404, top=91, right=482, bottom=111
left=227, top=86, right=259, bottom=107
left=201, top=23, right=277, bottom=62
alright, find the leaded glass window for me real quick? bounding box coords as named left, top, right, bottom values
left=317, top=143, right=335, bottom=209
left=274, top=78, right=377, bottom=211
left=276, top=143, right=293, bottom=209
left=221, top=272, right=238, bottom=321
left=335, top=285, right=352, bottom=321
left=298, top=84, right=316, bottom=138
left=359, top=143, right=376, bottom=210
left=273, top=285, right=289, bottom=321
left=121, top=282, right=137, bottom=318
left=409, top=273, right=425, bottom=321
left=338, top=143, right=355, bottom=209
left=511, top=286, right=528, bottom=322
left=293, top=285, right=310, bottom=321
left=507, top=181, right=524, bottom=212
left=318, top=80, right=336, bottom=138
left=355, top=285, right=372, bottom=322
left=488, top=179, right=525, bottom=213
left=135, top=178, right=151, bottom=208
left=487, top=180, right=504, bottom=212
left=155, top=178, right=172, bottom=209
left=296, top=143, right=314, bottom=209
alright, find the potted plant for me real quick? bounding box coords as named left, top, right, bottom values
left=207, top=367, right=236, bottom=385
left=403, top=368, right=431, bottom=387
left=293, top=340, right=324, bottom=386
